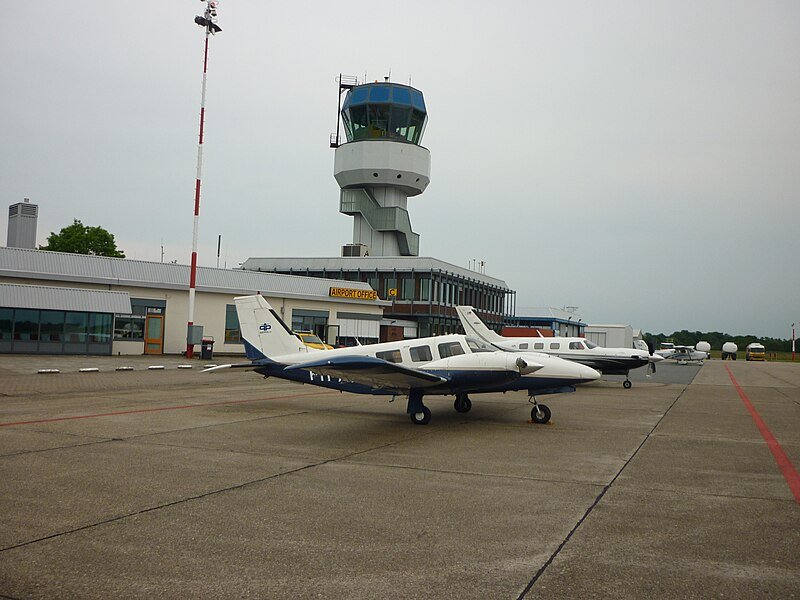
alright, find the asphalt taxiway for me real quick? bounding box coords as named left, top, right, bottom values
left=1, top=355, right=798, bottom=598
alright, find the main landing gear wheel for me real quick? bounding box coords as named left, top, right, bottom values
left=410, top=405, right=432, bottom=425
left=454, top=395, right=472, bottom=413
left=623, top=380, right=632, bottom=389
left=530, top=403, right=551, bottom=424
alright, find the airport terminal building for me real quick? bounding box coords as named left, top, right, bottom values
left=242, top=256, right=513, bottom=341
left=0, top=247, right=387, bottom=356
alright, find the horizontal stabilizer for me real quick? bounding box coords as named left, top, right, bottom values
left=284, top=355, right=447, bottom=391
left=202, top=362, right=261, bottom=373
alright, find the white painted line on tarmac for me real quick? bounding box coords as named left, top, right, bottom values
left=79, top=368, right=100, bottom=373
left=147, top=365, right=165, bottom=370
left=177, top=364, right=193, bottom=369
left=116, top=366, right=135, bottom=371
left=37, top=369, right=60, bottom=374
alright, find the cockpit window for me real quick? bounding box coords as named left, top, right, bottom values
left=583, top=340, right=598, bottom=349
left=466, top=337, right=494, bottom=353
left=569, top=341, right=584, bottom=350
left=438, top=341, right=466, bottom=358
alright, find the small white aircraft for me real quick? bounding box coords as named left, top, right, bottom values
left=456, top=306, right=663, bottom=389
left=205, top=295, right=600, bottom=425
left=655, top=345, right=707, bottom=365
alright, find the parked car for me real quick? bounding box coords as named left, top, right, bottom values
left=294, top=331, right=333, bottom=350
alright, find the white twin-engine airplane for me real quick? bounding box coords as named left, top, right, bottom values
left=205, top=295, right=600, bottom=425
left=455, top=306, right=663, bottom=389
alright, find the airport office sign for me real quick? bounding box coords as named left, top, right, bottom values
left=329, top=287, right=378, bottom=301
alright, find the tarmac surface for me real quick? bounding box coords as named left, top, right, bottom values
left=1, top=354, right=799, bottom=599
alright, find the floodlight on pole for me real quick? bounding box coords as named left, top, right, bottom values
left=186, top=0, right=221, bottom=358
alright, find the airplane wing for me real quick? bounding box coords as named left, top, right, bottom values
left=283, top=355, right=447, bottom=391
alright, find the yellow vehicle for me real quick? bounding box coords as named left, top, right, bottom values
left=745, top=343, right=765, bottom=361
left=295, top=331, right=333, bottom=350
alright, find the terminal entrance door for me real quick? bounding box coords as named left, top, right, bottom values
left=144, top=315, right=164, bottom=354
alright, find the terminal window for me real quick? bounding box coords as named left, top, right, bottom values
left=114, top=315, right=145, bottom=340
left=224, top=304, right=241, bottom=344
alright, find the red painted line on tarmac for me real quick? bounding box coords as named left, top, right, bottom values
left=0, top=390, right=336, bottom=428
left=725, top=365, right=800, bottom=504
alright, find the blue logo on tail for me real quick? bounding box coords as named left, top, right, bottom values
left=259, top=323, right=272, bottom=332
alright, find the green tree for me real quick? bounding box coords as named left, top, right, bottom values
left=40, top=219, right=125, bottom=258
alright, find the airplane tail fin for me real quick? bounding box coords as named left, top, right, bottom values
left=234, top=295, right=307, bottom=360
left=455, top=305, right=506, bottom=344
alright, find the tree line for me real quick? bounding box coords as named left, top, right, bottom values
left=644, top=330, right=792, bottom=353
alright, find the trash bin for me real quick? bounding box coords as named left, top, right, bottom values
left=200, top=337, right=215, bottom=360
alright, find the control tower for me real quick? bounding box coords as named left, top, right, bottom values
left=333, top=80, right=430, bottom=257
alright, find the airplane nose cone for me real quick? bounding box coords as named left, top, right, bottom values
left=650, top=354, right=665, bottom=363
left=578, top=364, right=601, bottom=382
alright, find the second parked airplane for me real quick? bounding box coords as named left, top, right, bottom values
left=456, top=306, right=662, bottom=389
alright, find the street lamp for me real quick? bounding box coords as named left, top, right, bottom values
left=186, top=1, right=222, bottom=358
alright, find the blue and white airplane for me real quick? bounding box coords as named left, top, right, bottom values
left=206, top=295, right=600, bottom=425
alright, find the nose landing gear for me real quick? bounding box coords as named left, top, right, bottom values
left=528, top=397, right=551, bottom=424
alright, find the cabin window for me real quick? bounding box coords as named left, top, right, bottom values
left=549, top=342, right=560, bottom=350
left=438, top=341, right=465, bottom=358
left=409, top=345, right=433, bottom=362
left=534, top=342, right=544, bottom=350
left=376, top=349, right=402, bottom=363
left=518, top=343, right=528, bottom=350
left=569, top=341, right=584, bottom=350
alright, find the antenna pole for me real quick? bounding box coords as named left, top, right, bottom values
left=186, top=1, right=221, bottom=358
left=335, top=74, right=342, bottom=147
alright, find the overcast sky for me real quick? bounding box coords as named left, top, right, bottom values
left=2, top=1, right=798, bottom=338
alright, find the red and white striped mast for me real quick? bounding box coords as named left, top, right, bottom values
left=186, top=1, right=221, bottom=358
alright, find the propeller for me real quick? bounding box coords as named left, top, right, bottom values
left=646, top=344, right=663, bottom=376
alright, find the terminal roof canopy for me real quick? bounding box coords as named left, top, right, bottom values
left=341, top=83, right=428, bottom=145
